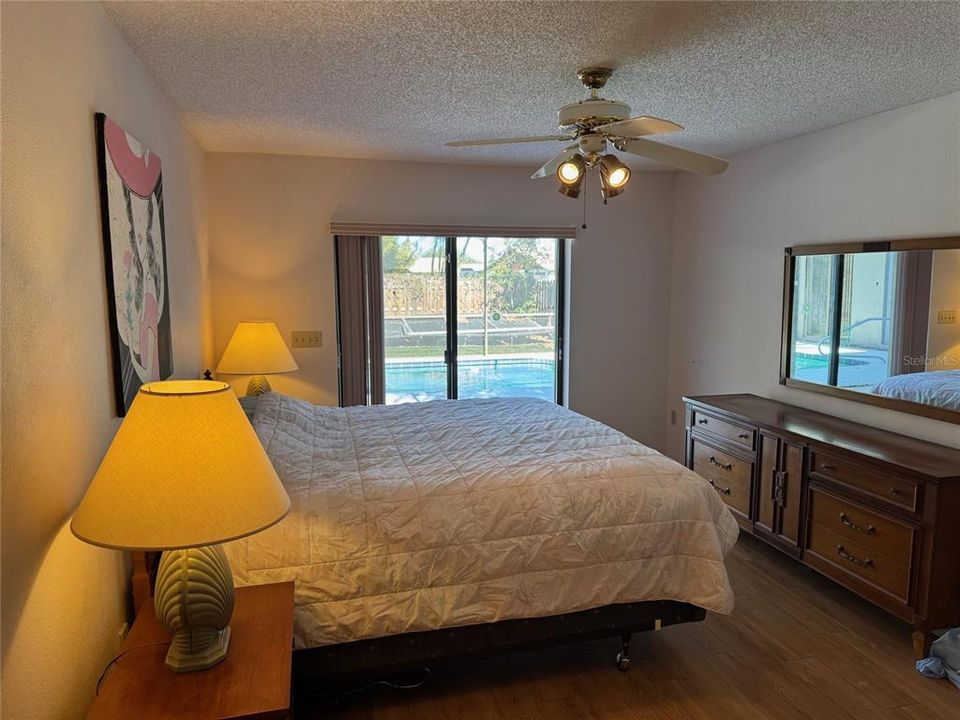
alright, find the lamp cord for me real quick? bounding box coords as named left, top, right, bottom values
left=296, top=667, right=432, bottom=704
left=97, top=645, right=430, bottom=701
left=96, top=641, right=170, bottom=695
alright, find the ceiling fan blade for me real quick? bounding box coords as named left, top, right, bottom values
left=617, top=138, right=728, bottom=176
left=446, top=135, right=574, bottom=147
left=595, top=116, right=683, bottom=138
left=531, top=144, right=580, bottom=179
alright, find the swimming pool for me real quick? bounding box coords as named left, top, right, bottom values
left=385, top=358, right=556, bottom=404
left=793, top=353, right=868, bottom=371
left=791, top=350, right=891, bottom=388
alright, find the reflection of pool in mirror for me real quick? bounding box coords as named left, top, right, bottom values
left=791, top=349, right=888, bottom=389
left=787, top=246, right=960, bottom=412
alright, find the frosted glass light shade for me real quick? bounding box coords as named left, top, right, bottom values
left=71, top=380, right=290, bottom=550
left=216, top=321, right=298, bottom=375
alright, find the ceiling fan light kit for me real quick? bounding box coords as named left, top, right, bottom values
left=558, top=157, right=583, bottom=183
left=557, top=154, right=586, bottom=198
left=598, top=154, right=631, bottom=199
left=446, top=67, right=729, bottom=200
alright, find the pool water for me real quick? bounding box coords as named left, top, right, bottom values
left=793, top=353, right=869, bottom=371
left=385, top=358, right=556, bottom=404
left=793, top=354, right=829, bottom=371
left=791, top=350, right=890, bottom=389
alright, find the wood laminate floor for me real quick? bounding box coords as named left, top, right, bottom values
left=298, top=535, right=959, bottom=719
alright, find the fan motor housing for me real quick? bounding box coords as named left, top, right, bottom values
left=558, top=99, right=631, bottom=131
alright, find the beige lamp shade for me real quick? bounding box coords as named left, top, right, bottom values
left=216, top=321, right=298, bottom=375
left=71, top=381, right=290, bottom=551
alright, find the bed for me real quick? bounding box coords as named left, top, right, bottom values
left=870, top=370, right=960, bottom=412
left=134, top=392, right=738, bottom=687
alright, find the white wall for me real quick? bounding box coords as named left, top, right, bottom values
left=0, top=3, right=210, bottom=718
left=206, top=153, right=676, bottom=447
left=665, top=92, right=960, bottom=460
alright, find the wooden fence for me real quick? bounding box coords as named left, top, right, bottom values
left=383, top=274, right=555, bottom=315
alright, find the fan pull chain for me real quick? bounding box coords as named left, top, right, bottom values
left=581, top=172, right=588, bottom=229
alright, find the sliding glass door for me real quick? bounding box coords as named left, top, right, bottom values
left=454, top=237, right=560, bottom=401
left=381, top=236, right=564, bottom=405
left=382, top=236, right=449, bottom=403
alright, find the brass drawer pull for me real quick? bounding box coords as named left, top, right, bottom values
left=820, top=464, right=836, bottom=471
left=709, top=456, right=733, bottom=471
left=837, top=545, right=873, bottom=569
left=839, top=512, right=876, bottom=535
left=708, top=479, right=732, bottom=496
left=889, top=488, right=901, bottom=496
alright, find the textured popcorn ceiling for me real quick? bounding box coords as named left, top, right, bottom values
left=102, top=1, right=960, bottom=169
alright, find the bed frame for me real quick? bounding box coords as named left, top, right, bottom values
left=132, top=551, right=707, bottom=691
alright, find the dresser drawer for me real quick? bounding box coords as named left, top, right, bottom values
left=808, top=489, right=916, bottom=565
left=807, top=523, right=911, bottom=603
left=809, top=450, right=920, bottom=513
left=691, top=410, right=756, bottom=451
left=691, top=438, right=753, bottom=517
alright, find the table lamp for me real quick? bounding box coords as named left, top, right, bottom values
left=71, top=380, right=290, bottom=672
left=216, top=321, right=298, bottom=396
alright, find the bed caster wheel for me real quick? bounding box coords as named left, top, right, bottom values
left=615, top=633, right=631, bottom=671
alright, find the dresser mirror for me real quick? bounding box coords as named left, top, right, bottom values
left=780, top=237, right=960, bottom=423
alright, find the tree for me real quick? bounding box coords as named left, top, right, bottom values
left=487, top=240, right=549, bottom=312
left=381, top=236, right=417, bottom=273
left=490, top=239, right=545, bottom=269
left=429, top=237, right=445, bottom=274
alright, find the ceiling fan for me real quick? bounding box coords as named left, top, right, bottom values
left=446, top=67, right=729, bottom=199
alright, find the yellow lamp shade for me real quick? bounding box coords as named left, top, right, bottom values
left=216, top=321, right=298, bottom=375
left=71, top=381, right=290, bottom=551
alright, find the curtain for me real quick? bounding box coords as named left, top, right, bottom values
left=889, top=250, right=933, bottom=376
left=335, top=235, right=385, bottom=406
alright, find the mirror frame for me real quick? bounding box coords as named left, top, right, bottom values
left=780, top=235, right=960, bottom=425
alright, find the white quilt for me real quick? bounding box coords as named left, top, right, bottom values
left=871, top=370, right=960, bottom=412
left=225, top=393, right=739, bottom=649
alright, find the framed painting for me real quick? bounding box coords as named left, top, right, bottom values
left=95, top=113, right=173, bottom=415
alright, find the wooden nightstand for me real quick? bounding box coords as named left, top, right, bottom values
left=88, top=581, right=295, bottom=720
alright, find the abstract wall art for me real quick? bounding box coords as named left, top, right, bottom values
left=95, top=113, right=173, bottom=415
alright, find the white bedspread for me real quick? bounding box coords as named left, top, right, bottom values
left=871, top=370, right=960, bottom=411
left=225, top=393, right=739, bottom=649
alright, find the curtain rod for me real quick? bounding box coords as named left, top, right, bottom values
left=329, top=221, right=576, bottom=239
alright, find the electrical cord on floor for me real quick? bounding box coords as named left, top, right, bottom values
left=95, top=641, right=170, bottom=695
left=296, top=667, right=432, bottom=704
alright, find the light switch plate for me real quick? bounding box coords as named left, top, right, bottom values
left=937, top=310, right=957, bottom=325
left=291, top=331, right=322, bottom=348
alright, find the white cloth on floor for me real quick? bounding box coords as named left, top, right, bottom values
left=916, top=628, right=960, bottom=690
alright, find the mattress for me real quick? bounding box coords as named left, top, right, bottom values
left=871, top=370, right=960, bottom=411
left=225, top=393, right=739, bottom=649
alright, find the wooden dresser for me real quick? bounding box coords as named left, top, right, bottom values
left=684, top=394, right=960, bottom=658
